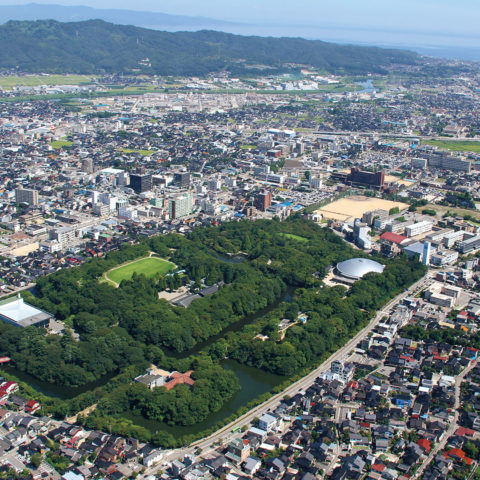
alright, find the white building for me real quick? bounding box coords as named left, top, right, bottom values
left=406, top=221, right=433, bottom=237
left=118, top=206, right=138, bottom=220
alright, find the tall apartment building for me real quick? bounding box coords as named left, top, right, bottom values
left=15, top=188, right=39, bottom=206
left=427, top=154, right=471, bottom=173
left=130, top=173, right=152, bottom=194
left=169, top=193, right=193, bottom=219
left=254, top=190, right=272, bottom=212
left=81, top=158, right=94, bottom=173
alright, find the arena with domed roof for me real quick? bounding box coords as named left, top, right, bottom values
left=335, top=258, right=385, bottom=281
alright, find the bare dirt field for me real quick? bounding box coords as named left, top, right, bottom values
left=316, top=195, right=409, bottom=222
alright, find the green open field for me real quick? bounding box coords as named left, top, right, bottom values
left=51, top=140, right=74, bottom=149
left=422, top=139, right=480, bottom=153
left=106, top=257, right=176, bottom=284
left=279, top=233, right=309, bottom=243
left=119, top=148, right=156, bottom=156
left=0, top=74, right=94, bottom=90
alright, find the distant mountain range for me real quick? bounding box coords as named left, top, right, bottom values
left=0, top=19, right=420, bottom=76
left=0, top=3, right=237, bottom=28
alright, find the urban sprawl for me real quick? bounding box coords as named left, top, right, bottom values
left=2, top=66, right=480, bottom=480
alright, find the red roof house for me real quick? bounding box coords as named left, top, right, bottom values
left=164, top=371, right=195, bottom=391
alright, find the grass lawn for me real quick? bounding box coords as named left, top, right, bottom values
left=50, top=140, right=74, bottom=149
left=0, top=74, right=94, bottom=90
left=279, top=233, right=309, bottom=243
left=106, top=257, right=176, bottom=284
left=422, top=139, right=480, bottom=153
left=119, top=148, right=156, bottom=156
left=424, top=203, right=480, bottom=221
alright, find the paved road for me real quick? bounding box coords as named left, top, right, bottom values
left=413, top=359, right=478, bottom=479
left=145, top=272, right=431, bottom=474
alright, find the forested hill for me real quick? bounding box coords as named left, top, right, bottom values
left=0, top=19, right=420, bottom=75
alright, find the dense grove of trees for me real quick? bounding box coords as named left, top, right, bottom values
left=0, top=216, right=427, bottom=443
left=0, top=20, right=419, bottom=75
left=87, top=357, right=238, bottom=427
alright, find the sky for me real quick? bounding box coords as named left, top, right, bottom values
left=0, top=0, right=478, bottom=34
left=1, top=0, right=479, bottom=57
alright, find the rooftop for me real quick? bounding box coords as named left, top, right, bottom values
left=0, top=295, right=53, bottom=328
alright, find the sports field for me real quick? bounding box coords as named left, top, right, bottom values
left=316, top=195, right=408, bottom=222
left=106, top=257, right=176, bottom=285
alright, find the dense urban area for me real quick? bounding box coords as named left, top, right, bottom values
left=2, top=54, right=480, bottom=480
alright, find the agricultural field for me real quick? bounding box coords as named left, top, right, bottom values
left=105, top=257, right=176, bottom=285
left=422, top=139, right=480, bottom=153
left=0, top=74, right=94, bottom=90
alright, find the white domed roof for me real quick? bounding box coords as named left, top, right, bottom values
left=336, top=258, right=385, bottom=280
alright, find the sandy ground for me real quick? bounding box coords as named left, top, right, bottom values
left=158, top=286, right=188, bottom=302
left=316, top=195, right=409, bottom=222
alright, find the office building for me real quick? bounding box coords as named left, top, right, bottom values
left=15, top=188, right=38, bottom=206
left=173, top=172, right=191, bottom=187
left=169, top=193, right=194, bottom=219
left=348, top=167, right=385, bottom=190
left=130, top=173, right=152, bottom=194
left=254, top=190, right=272, bottom=212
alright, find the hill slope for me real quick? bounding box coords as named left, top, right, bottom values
left=0, top=19, right=420, bottom=75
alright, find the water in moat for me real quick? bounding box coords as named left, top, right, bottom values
left=2, top=286, right=293, bottom=431
left=124, top=360, right=285, bottom=436
left=1, top=367, right=116, bottom=400
left=163, top=286, right=294, bottom=359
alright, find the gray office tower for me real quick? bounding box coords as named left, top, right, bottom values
left=173, top=172, right=191, bottom=187
left=130, top=173, right=152, bottom=193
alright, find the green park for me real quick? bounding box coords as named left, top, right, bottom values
left=0, top=217, right=426, bottom=447
left=105, top=256, right=176, bottom=285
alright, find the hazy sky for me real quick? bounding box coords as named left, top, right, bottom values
left=1, top=0, right=478, bottom=35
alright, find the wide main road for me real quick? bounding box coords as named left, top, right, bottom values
left=156, top=272, right=431, bottom=468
